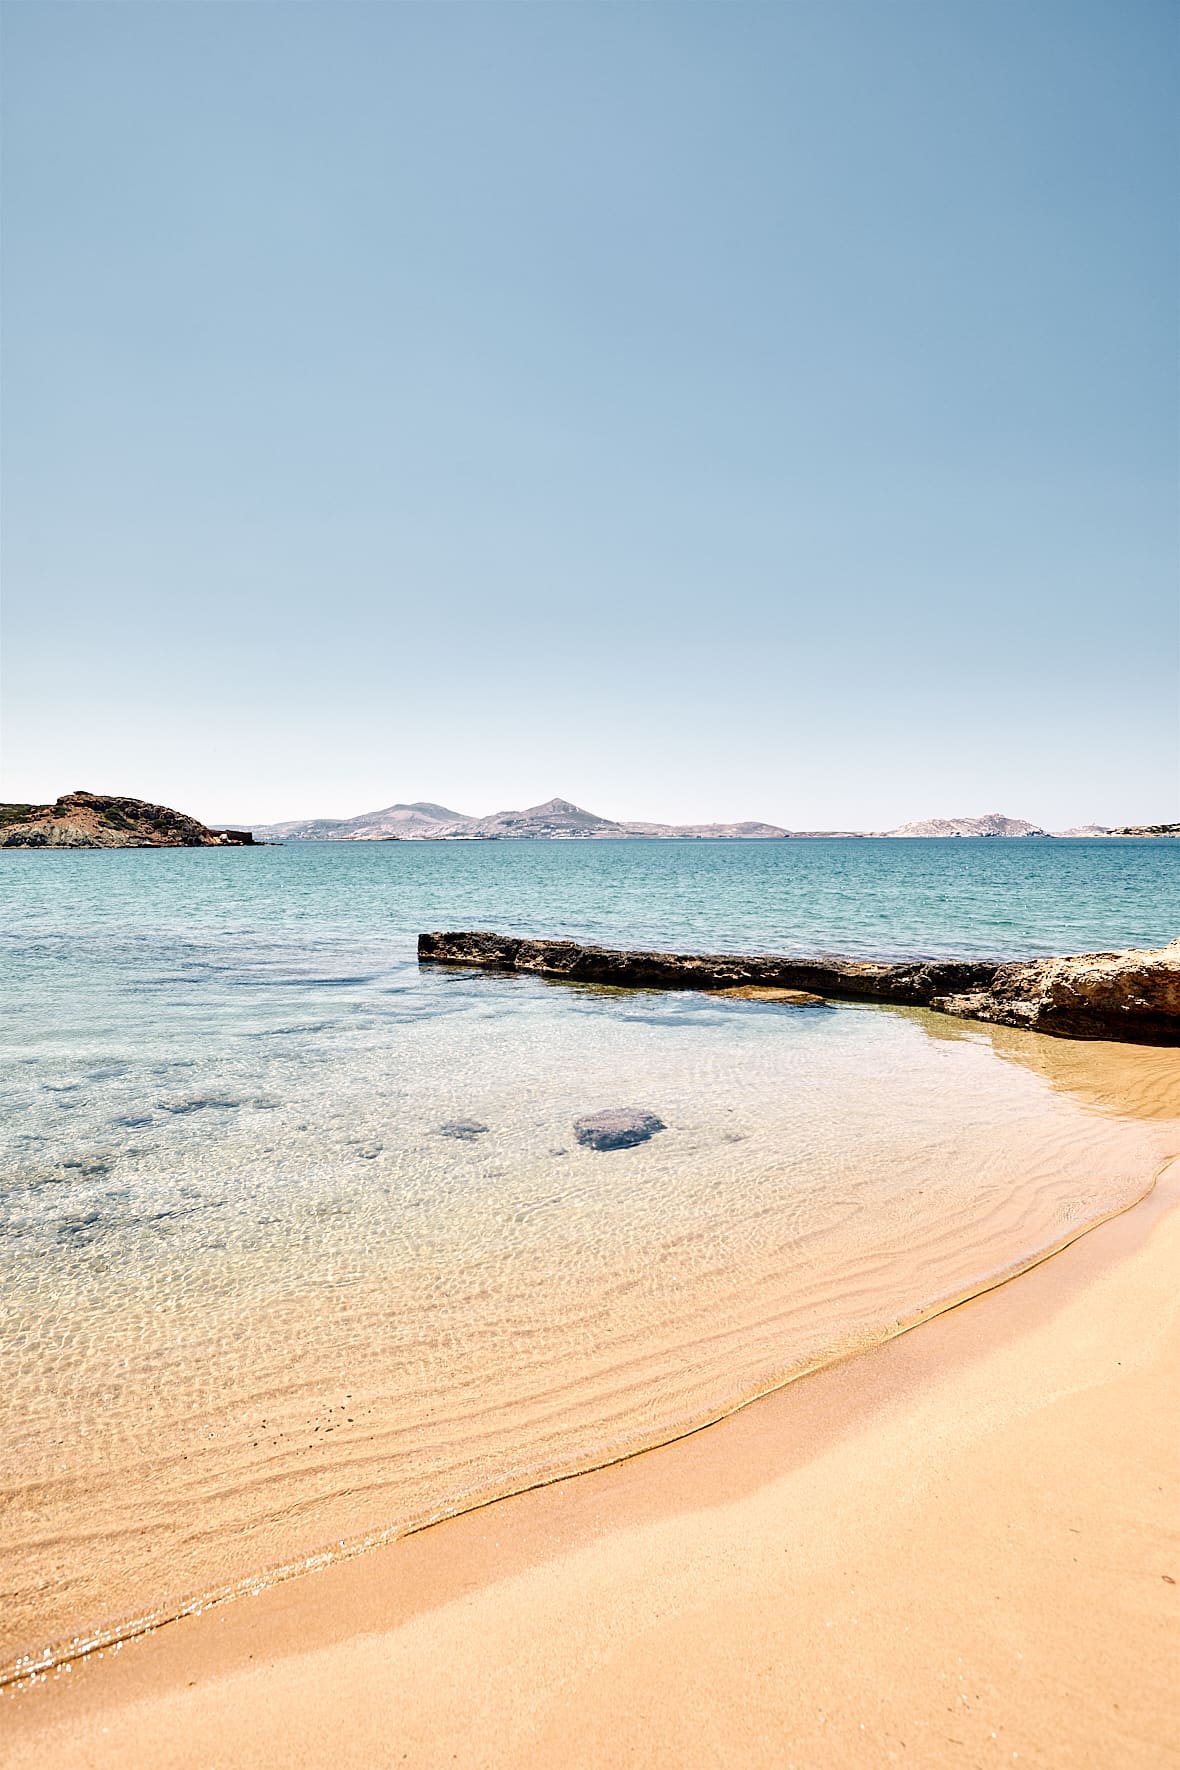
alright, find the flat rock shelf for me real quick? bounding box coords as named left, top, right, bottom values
left=417, top=931, right=1180, bottom=1045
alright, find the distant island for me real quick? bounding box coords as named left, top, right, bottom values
left=254, top=796, right=796, bottom=843
left=249, top=795, right=1180, bottom=843
left=3, top=791, right=1175, bottom=848
left=0, top=791, right=254, bottom=849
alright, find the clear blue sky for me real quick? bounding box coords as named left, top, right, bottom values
left=2, top=0, right=1176, bottom=828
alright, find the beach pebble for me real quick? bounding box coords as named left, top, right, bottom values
left=573, top=1109, right=666, bottom=1152
left=436, top=1121, right=489, bottom=1141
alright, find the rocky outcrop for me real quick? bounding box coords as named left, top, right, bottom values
left=930, top=941, right=1180, bottom=1042
left=417, top=932, right=1180, bottom=1045
left=0, top=792, right=255, bottom=849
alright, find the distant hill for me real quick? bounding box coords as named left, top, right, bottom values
left=1, top=791, right=254, bottom=849
left=258, top=801, right=470, bottom=841
left=251, top=796, right=794, bottom=842
left=466, top=799, right=794, bottom=840
left=252, top=797, right=1180, bottom=844
left=885, top=812, right=1047, bottom=839
left=622, top=819, right=794, bottom=839
left=463, top=797, right=622, bottom=839
left=248, top=798, right=1091, bottom=843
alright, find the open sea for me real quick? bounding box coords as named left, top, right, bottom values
left=3, top=838, right=1178, bottom=1681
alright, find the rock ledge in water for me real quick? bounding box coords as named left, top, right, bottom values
left=574, top=1109, right=666, bottom=1152
left=417, top=932, right=1180, bottom=1045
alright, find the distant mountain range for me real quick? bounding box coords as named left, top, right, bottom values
left=252, top=797, right=794, bottom=842
left=248, top=797, right=1175, bottom=842
left=2, top=791, right=1171, bottom=848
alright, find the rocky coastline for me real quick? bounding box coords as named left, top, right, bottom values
left=0, top=792, right=255, bottom=849
left=417, top=930, right=1180, bottom=1045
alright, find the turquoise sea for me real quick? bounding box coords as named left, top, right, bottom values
left=3, top=838, right=1178, bottom=1681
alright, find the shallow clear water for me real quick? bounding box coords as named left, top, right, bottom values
left=2, top=840, right=1178, bottom=1679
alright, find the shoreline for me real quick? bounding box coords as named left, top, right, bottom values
left=5, top=1136, right=1169, bottom=1693
left=9, top=1008, right=1177, bottom=1687
left=7, top=1147, right=1177, bottom=1767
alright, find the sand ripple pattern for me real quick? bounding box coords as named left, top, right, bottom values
left=3, top=950, right=1178, bottom=1685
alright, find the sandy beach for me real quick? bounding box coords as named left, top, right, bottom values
left=6, top=1141, right=1176, bottom=1768
left=7, top=0, right=1176, bottom=1757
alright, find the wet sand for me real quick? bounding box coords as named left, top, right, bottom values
left=6, top=1149, right=1177, bottom=1768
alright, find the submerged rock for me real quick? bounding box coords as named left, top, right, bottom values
left=574, top=1109, right=666, bottom=1152
left=159, top=1096, right=241, bottom=1114
left=437, top=1120, right=489, bottom=1141
left=712, top=986, right=827, bottom=1005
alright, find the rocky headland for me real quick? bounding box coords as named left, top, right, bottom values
left=418, top=931, right=1180, bottom=1045
left=0, top=792, right=255, bottom=849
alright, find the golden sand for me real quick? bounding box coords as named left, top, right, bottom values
left=6, top=1017, right=1176, bottom=1684
left=5, top=1133, right=1177, bottom=1766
